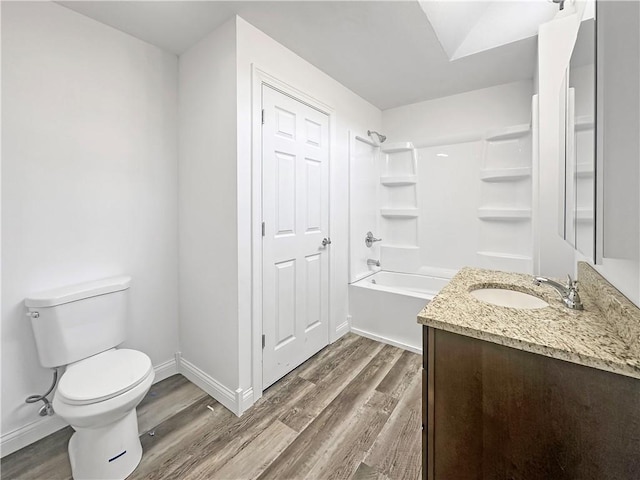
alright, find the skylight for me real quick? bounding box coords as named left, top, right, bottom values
left=419, top=0, right=560, bottom=60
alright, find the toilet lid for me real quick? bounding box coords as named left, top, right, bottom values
left=57, top=349, right=153, bottom=406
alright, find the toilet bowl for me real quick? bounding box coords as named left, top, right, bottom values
left=25, top=276, right=155, bottom=479
left=53, top=348, right=154, bottom=479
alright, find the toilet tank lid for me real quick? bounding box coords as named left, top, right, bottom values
left=25, top=276, right=131, bottom=308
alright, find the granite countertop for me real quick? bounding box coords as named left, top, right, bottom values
left=417, top=266, right=640, bottom=379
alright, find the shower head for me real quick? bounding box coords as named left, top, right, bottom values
left=367, top=130, right=386, bottom=144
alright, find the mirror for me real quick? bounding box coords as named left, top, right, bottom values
left=593, top=0, right=640, bottom=303
left=562, top=15, right=596, bottom=260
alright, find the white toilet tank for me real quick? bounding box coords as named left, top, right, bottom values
left=25, top=276, right=131, bottom=368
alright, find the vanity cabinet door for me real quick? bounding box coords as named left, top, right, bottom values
left=422, top=328, right=428, bottom=480
left=422, top=327, right=640, bottom=479
left=423, top=328, right=483, bottom=480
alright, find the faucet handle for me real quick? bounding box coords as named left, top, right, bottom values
left=365, top=231, right=382, bottom=248
left=565, top=274, right=584, bottom=310
left=533, top=274, right=583, bottom=310
left=567, top=284, right=584, bottom=310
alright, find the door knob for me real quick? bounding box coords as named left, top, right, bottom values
left=322, top=237, right=332, bottom=247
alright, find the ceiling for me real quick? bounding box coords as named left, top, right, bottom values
left=58, top=1, right=549, bottom=110
left=419, top=1, right=558, bottom=60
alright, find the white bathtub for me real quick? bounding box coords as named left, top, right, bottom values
left=349, top=271, right=450, bottom=353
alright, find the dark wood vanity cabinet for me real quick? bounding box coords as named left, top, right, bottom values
left=422, top=327, right=640, bottom=480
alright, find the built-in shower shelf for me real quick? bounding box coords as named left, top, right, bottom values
left=380, top=243, right=420, bottom=249
left=484, top=124, right=531, bottom=142
left=477, top=251, right=532, bottom=261
left=480, top=167, right=531, bottom=182
left=380, top=175, right=417, bottom=186
left=380, top=208, right=419, bottom=219
left=381, top=142, right=415, bottom=153
left=477, top=208, right=531, bottom=221
left=381, top=245, right=420, bottom=251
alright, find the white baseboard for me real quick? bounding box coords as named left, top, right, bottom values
left=239, top=388, right=254, bottom=415
left=177, top=355, right=250, bottom=416
left=334, top=316, right=351, bottom=340
left=350, top=327, right=422, bottom=355
left=1, top=356, right=181, bottom=458
left=153, top=358, right=178, bottom=383
left=0, top=415, right=68, bottom=458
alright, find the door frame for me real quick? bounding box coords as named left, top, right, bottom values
left=251, top=65, right=337, bottom=401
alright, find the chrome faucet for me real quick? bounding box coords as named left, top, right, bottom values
left=367, top=259, right=381, bottom=267
left=533, top=274, right=584, bottom=310
left=365, top=231, right=382, bottom=248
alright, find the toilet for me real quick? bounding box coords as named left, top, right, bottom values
left=25, top=276, right=154, bottom=480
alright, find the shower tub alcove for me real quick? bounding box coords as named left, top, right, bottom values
left=348, top=133, right=450, bottom=354
left=349, top=271, right=449, bottom=353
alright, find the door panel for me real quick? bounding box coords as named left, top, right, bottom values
left=275, top=152, right=296, bottom=235
left=275, top=260, right=296, bottom=347
left=262, top=85, right=330, bottom=388
left=305, top=254, right=321, bottom=330
left=305, top=158, right=322, bottom=231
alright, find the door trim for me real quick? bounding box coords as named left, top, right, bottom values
left=251, top=65, right=337, bottom=402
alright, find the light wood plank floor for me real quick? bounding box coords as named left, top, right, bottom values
left=1, top=334, right=422, bottom=480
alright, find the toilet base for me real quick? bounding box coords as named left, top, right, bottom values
left=68, top=408, right=142, bottom=480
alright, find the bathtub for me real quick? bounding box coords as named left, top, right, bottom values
left=349, top=271, right=450, bottom=353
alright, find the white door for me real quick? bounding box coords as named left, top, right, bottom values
left=262, top=85, right=330, bottom=388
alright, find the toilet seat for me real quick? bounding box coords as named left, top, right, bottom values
left=57, top=349, right=153, bottom=406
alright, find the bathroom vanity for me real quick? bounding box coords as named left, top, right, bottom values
left=418, top=263, right=640, bottom=480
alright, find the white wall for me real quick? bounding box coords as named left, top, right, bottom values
left=175, top=16, right=381, bottom=411
left=236, top=17, right=382, bottom=395
left=416, top=141, right=483, bottom=272
left=349, top=137, right=381, bottom=283
left=383, top=80, right=533, bottom=145
left=178, top=18, right=239, bottom=398
left=2, top=1, right=179, bottom=453
left=381, top=81, right=533, bottom=276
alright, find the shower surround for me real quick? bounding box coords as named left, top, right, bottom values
left=347, top=80, right=534, bottom=351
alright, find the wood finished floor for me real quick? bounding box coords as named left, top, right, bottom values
left=1, top=334, right=422, bottom=480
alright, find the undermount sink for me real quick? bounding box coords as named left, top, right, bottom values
left=470, top=287, right=549, bottom=309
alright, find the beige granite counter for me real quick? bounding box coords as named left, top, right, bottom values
left=417, top=264, right=640, bottom=379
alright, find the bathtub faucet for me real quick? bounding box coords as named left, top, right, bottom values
left=367, top=259, right=381, bottom=267
left=365, top=231, right=382, bottom=248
